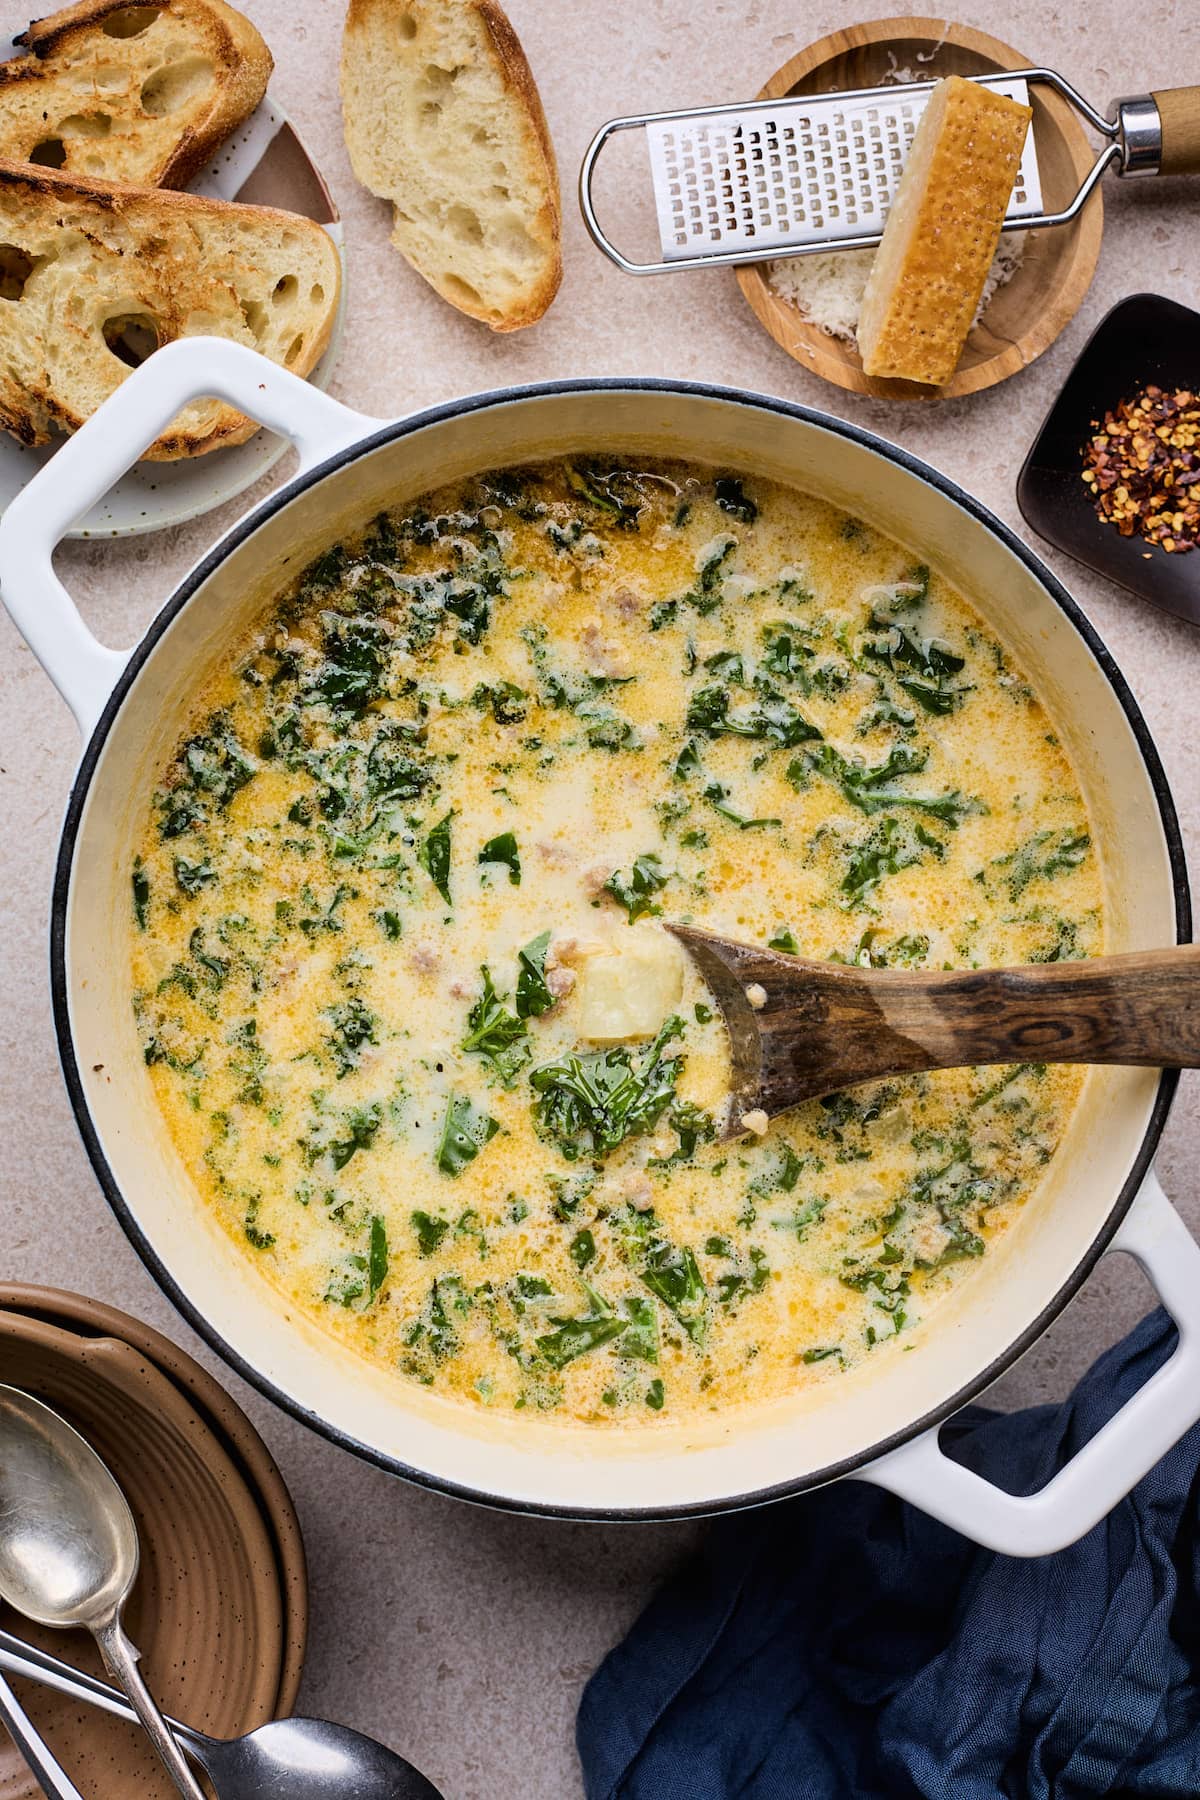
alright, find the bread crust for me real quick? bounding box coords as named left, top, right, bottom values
left=0, top=158, right=340, bottom=459
left=4, top=0, right=273, bottom=189
left=341, top=0, right=561, bottom=331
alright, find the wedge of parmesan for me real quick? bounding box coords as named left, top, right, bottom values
left=857, top=76, right=1032, bottom=386
left=576, top=932, right=683, bottom=1044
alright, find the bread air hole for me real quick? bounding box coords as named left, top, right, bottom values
left=272, top=274, right=298, bottom=308
left=285, top=333, right=305, bottom=367
left=0, top=246, right=33, bottom=303
left=102, top=312, right=160, bottom=368
left=423, top=63, right=459, bottom=96
left=418, top=61, right=460, bottom=118
left=29, top=138, right=66, bottom=168
left=398, top=11, right=417, bottom=38
left=59, top=112, right=114, bottom=139
left=442, top=273, right=483, bottom=309
left=102, top=5, right=162, bottom=36
left=240, top=298, right=269, bottom=343
left=447, top=204, right=483, bottom=245
left=141, top=56, right=213, bottom=116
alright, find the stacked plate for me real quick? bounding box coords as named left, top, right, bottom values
left=0, top=1286, right=307, bottom=1798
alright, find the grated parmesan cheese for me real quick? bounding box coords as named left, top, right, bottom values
left=768, top=230, right=1023, bottom=350
left=766, top=58, right=1024, bottom=350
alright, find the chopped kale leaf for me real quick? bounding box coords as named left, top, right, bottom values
left=714, top=475, right=759, bottom=523
left=369, top=1214, right=389, bottom=1297
left=998, top=828, right=1091, bottom=901
left=530, top=1015, right=685, bottom=1159
left=412, top=1209, right=451, bottom=1256
left=863, top=612, right=968, bottom=715
left=419, top=810, right=454, bottom=906
left=132, top=860, right=150, bottom=929
left=436, top=1093, right=500, bottom=1176
left=461, top=967, right=529, bottom=1086
left=605, top=852, right=669, bottom=924
left=841, top=815, right=945, bottom=903
left=324, top=997, right=378, bottom=1078
left=479, top=831, right=521, bottom=886
left=515, top=930, right=555, bottom=1019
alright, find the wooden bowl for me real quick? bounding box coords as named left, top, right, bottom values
left=736, top=17, right=1104, bottom=401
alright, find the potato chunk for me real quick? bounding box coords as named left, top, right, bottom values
left=576, top=932, right=684, bottom=1043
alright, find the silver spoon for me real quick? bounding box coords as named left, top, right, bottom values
left=0, top=1627, right=444, bottom=1800
left=0, top=1668, right=86, bottom=1800
left=0, top=1385, right=206, bottom=1800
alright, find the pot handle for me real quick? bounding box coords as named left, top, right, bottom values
left=0, top=338, right=384, bottom=737
left=856, top=1166, right=1200, bottom=1556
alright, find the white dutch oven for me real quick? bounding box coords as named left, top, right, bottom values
left=4, top=339, right=1199, bottom=1556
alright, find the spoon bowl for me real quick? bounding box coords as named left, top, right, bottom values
left=0, top=1386, right=207, bottom=1799
left=0, top=1388, right=136, bottom=1630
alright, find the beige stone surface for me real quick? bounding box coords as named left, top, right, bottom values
left=2, top=2, right=1199, bottom=1795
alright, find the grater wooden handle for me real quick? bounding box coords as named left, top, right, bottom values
left=1152, top=87, right=1200, bottom=175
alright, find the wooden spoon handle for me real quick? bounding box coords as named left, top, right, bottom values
left=835, top=947, right=1200, bottom=1072
left=667, top=929, right=1200, bottom=1126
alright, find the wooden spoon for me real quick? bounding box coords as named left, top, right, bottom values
left=666, top=927, right=1200, bottom=1137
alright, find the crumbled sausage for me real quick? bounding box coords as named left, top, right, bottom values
left=536, top=838, right=575, bottom=868
left=580, top=620, right=633, bottom=680
left=582, top=863, right=615, bottom=900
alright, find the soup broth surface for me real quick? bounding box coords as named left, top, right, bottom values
left=130, top=460, right=1102, bottom=1423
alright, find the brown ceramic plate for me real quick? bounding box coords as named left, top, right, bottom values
left=736, top=18, right=1103, bottom=400
left=0, top=1286, right=307, bottom=1800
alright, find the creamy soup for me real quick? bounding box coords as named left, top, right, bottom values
left=130, top=461, right=1102, bottom=1423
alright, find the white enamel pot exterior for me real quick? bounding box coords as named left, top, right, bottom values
left=3, top=339, right=1198, bottom=1555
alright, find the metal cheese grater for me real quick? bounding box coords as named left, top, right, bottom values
left=579, top=71, right=1200, bottom=274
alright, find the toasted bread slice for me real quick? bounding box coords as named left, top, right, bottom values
left=340, top=0, right=560, bottom=332
left=0, top=0, right=272, bottom=189
left=0, top=160, right=340, bottom=459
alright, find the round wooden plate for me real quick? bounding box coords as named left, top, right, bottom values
left=736, top=17, right=1104, bottom=400
left=0, top=1286, right=307, bottom=1800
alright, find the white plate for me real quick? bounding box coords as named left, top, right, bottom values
left=0, top=95, right=347, bottom=538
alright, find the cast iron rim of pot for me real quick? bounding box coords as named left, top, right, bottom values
left=46, top=377, right=1192, bottom=1521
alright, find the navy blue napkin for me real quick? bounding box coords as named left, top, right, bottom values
left=577, top=1308, right=1200, bottom=1800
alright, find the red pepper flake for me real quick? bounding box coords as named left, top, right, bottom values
left=1081, top=384, right=1200, bottom=554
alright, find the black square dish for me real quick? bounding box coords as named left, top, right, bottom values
left=1017, top=293, right=1200, bottom=627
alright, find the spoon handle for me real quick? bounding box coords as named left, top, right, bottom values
left=0, top=1669, right=87, bottom=1800
left=782, top=947, right=1200, bottom=1078
left=670, top=930, right=1200, bottom=1121
left=0, top=1628, right=204, bottom=1750
left=94, top=1621, right=208, bottom=1800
